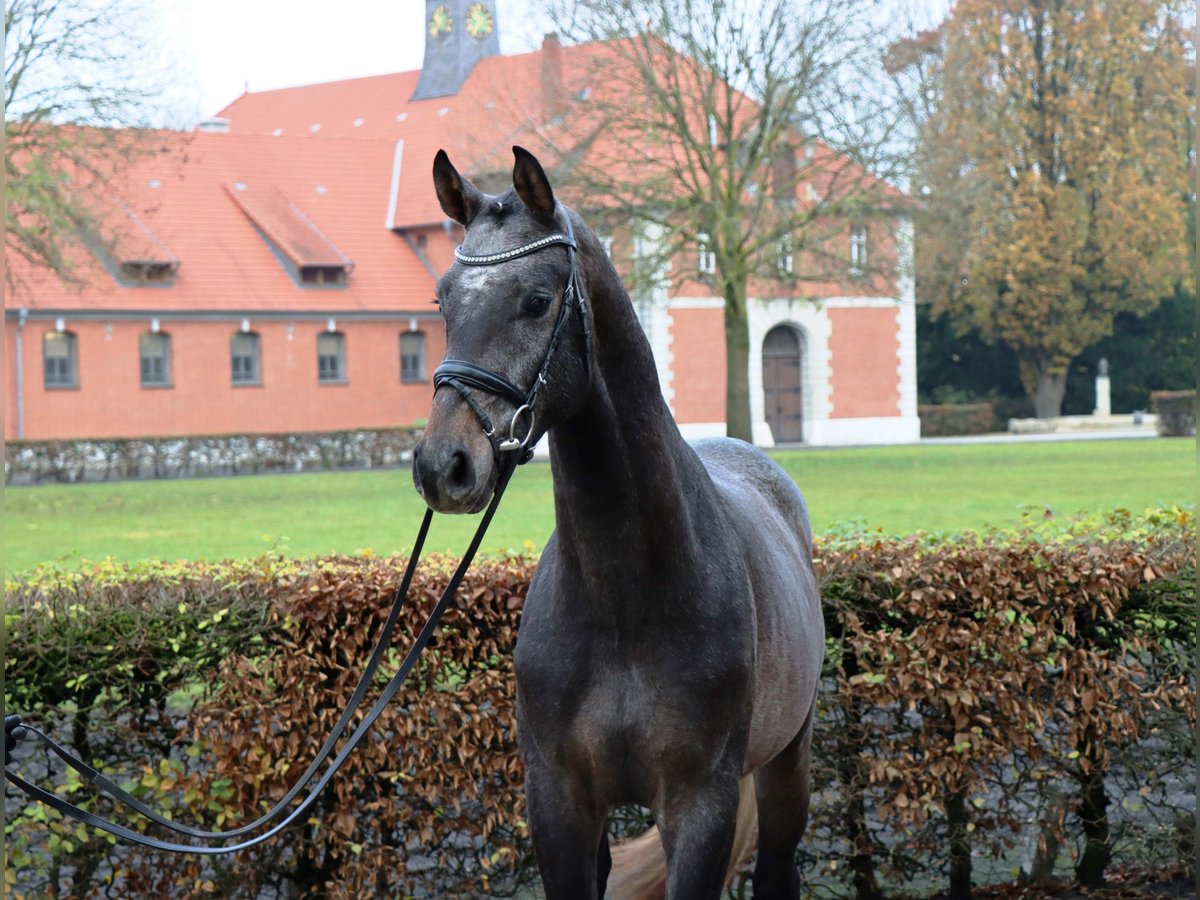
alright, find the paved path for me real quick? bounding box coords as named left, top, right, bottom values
left=920, top=428, right=1159, bottom=445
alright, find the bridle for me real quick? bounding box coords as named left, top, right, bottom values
left=432, top=203, right=593, bottom=465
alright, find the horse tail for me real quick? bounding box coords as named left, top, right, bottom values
left=607, top=775, right=759, bottom=900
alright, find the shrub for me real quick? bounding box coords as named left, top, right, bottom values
left=1150, top=390, right=1196, bottom=437
left=4, top=509, right=1195, bottom=897
left=3, top=426, right=423, bottom=485
left=918, top=401, right=995, bottom=437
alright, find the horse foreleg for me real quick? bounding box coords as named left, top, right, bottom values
left=751, top=707, right=815, bottom=899
left=656, top=774, right=740, bottom=900
left=525, top=766, right=608, bottom=900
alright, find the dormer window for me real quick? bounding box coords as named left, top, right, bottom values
left=89, top=195, right=179, bottom=287
left=119, top=261, right=177, bottom=284
left=228, top=184, right=354, bottom=289
left=300, top=265, right=349, bottom=286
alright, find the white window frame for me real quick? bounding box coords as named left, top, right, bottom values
left=850, top=222, right=867, bottom=276
left=777, top=236, right=794, bottom=275
left=697, top=231, right=715, bottom=275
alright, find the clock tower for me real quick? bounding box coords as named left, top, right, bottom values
left=412, top=0, right=500, bottom=101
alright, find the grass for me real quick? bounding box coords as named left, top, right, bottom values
left=5, top=437, right=1194, bottom=577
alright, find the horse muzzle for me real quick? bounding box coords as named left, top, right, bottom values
left=412, top=437, right=499, bottom=514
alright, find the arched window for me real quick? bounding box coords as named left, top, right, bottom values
left=317, top=331, right=346, bottom=383
left=400, top=331, right=426, bottom=383
left=44, top=331, right=78, bottom=388
left=140, top=331, right=172, bottom=387
left=231, top=331, right=261, bottom=384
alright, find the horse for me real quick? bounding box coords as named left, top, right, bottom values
left=412, top=145, right=824, bottom=900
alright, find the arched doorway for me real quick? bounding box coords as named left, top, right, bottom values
left=762, top=325, right=804, bottom=444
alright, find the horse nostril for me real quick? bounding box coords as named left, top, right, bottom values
left=446, top=448, right=476, bottom=497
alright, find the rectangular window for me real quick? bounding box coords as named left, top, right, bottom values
left=231, top=332, right=261, bottom=384
left=597, top=234, right=614, bottom=258
left=850, top=223, right=867, bottom=276
left=777, top=236, right=794, bottom=275
left=44, top=331, right=78, bottom=388
left=400, top=331, right=426, bottom=383
left=140, top=332, right=172, bottom=387
left=300, top=265, right=348, bottom=286
left=318, top=332, right=345, bottom=383
left=118, top=261, right=176, bottom=285
left=697, top=232, right=715, bottom=275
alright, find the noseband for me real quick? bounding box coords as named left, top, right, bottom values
left=432, top=205, right=593, bottom=465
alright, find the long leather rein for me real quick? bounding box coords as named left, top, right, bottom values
left=2, top=208, right=591, bottom=854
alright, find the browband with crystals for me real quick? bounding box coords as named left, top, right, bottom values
left=454, top=232, right=576, bottom=266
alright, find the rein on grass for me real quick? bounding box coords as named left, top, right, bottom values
left=2, top=458, right=519, bottom=854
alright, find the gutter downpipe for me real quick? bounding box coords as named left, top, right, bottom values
left=16, top=307, right=27, bottom=439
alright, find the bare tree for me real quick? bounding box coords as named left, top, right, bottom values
left=521, top=0, right=911, bottom=440
left=5, top=0, right=182, bottom=294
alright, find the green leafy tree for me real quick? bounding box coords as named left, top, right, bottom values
left=916, top=0, right=1192, bottom=418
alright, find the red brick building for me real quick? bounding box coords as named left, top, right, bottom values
left=5, top=0, right=917, bottom=446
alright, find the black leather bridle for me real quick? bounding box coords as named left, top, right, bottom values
left=432, top=204, right=593, bottom=464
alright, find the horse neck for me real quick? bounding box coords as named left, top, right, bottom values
left=547, top=249, right=709, bottom=581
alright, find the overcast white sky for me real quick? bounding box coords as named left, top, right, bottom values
left=161, top=1, right=552, bottom=122
left=153, top=0, right=949, bottom=126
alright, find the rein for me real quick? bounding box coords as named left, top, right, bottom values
left=2, top=212, right=589, bottom=855
left=4, top=458, right=517, bottom=853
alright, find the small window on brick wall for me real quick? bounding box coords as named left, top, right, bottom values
left=231, top=331, right=261, bottom=384
left=140, top=331, right=172, bottom=387
left=850, top=222, right=867, bottom=276
left=318, top=331, right=346, bottom=383
left=44, top=331, right=78, bottom=388
left=400, top=331, right=426, bottom=383
left=697, top=232, right=715, bottom=275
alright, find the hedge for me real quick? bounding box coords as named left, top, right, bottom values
left=918, top=402, right=995, bottom=437
left=4, top=426, right=423, bottom=485
left=1150, top=390, right=1196, bottom=437
left=4, top=510, right=1195, bottom=898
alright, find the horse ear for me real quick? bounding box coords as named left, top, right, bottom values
left=433, top=149, right=484, bottom=226
left=512, top=146, right=557, bottom=222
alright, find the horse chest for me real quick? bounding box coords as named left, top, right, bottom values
left=515, top=623, right=753, bottom=802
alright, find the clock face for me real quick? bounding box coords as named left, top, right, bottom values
left=429, top=4, right=452, bottom=40
left=465, top=3, right=494, bottom=41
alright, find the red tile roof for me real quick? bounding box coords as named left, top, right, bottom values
left=218, top=36, right=905, bottom=230
left=7, top=131, right=440, bottom=314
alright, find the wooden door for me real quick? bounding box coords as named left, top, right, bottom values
left=762, top=326, right=803, bottom=444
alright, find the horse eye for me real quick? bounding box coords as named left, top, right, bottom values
left=524, top=294, right=552, bottom=317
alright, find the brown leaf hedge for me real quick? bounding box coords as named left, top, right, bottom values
left=5, top=512, right=1195, bottom=897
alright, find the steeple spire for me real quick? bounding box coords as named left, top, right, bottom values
left=412, top=1, right=501, bottom=101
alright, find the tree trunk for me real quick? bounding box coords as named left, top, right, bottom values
left=837, top=648, right=882, bottom=899
left=723, top=283, right=752, bottom=442
left=1075, top=746, right=1111, bottom=888
left=946, top=789, right=973, bottom=899
left=1031, top=365, right=1068, bottom=419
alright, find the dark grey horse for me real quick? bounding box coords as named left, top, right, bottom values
left=413, top=146, right=824, bottom=900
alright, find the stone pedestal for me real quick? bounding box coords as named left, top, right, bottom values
left=1094, top=375, right=1111, bottom=418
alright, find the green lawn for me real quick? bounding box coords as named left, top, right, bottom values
left=5, top=438, right=1194, bottom=576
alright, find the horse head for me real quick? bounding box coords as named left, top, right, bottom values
left=412, top=146, right=594, bottom=514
